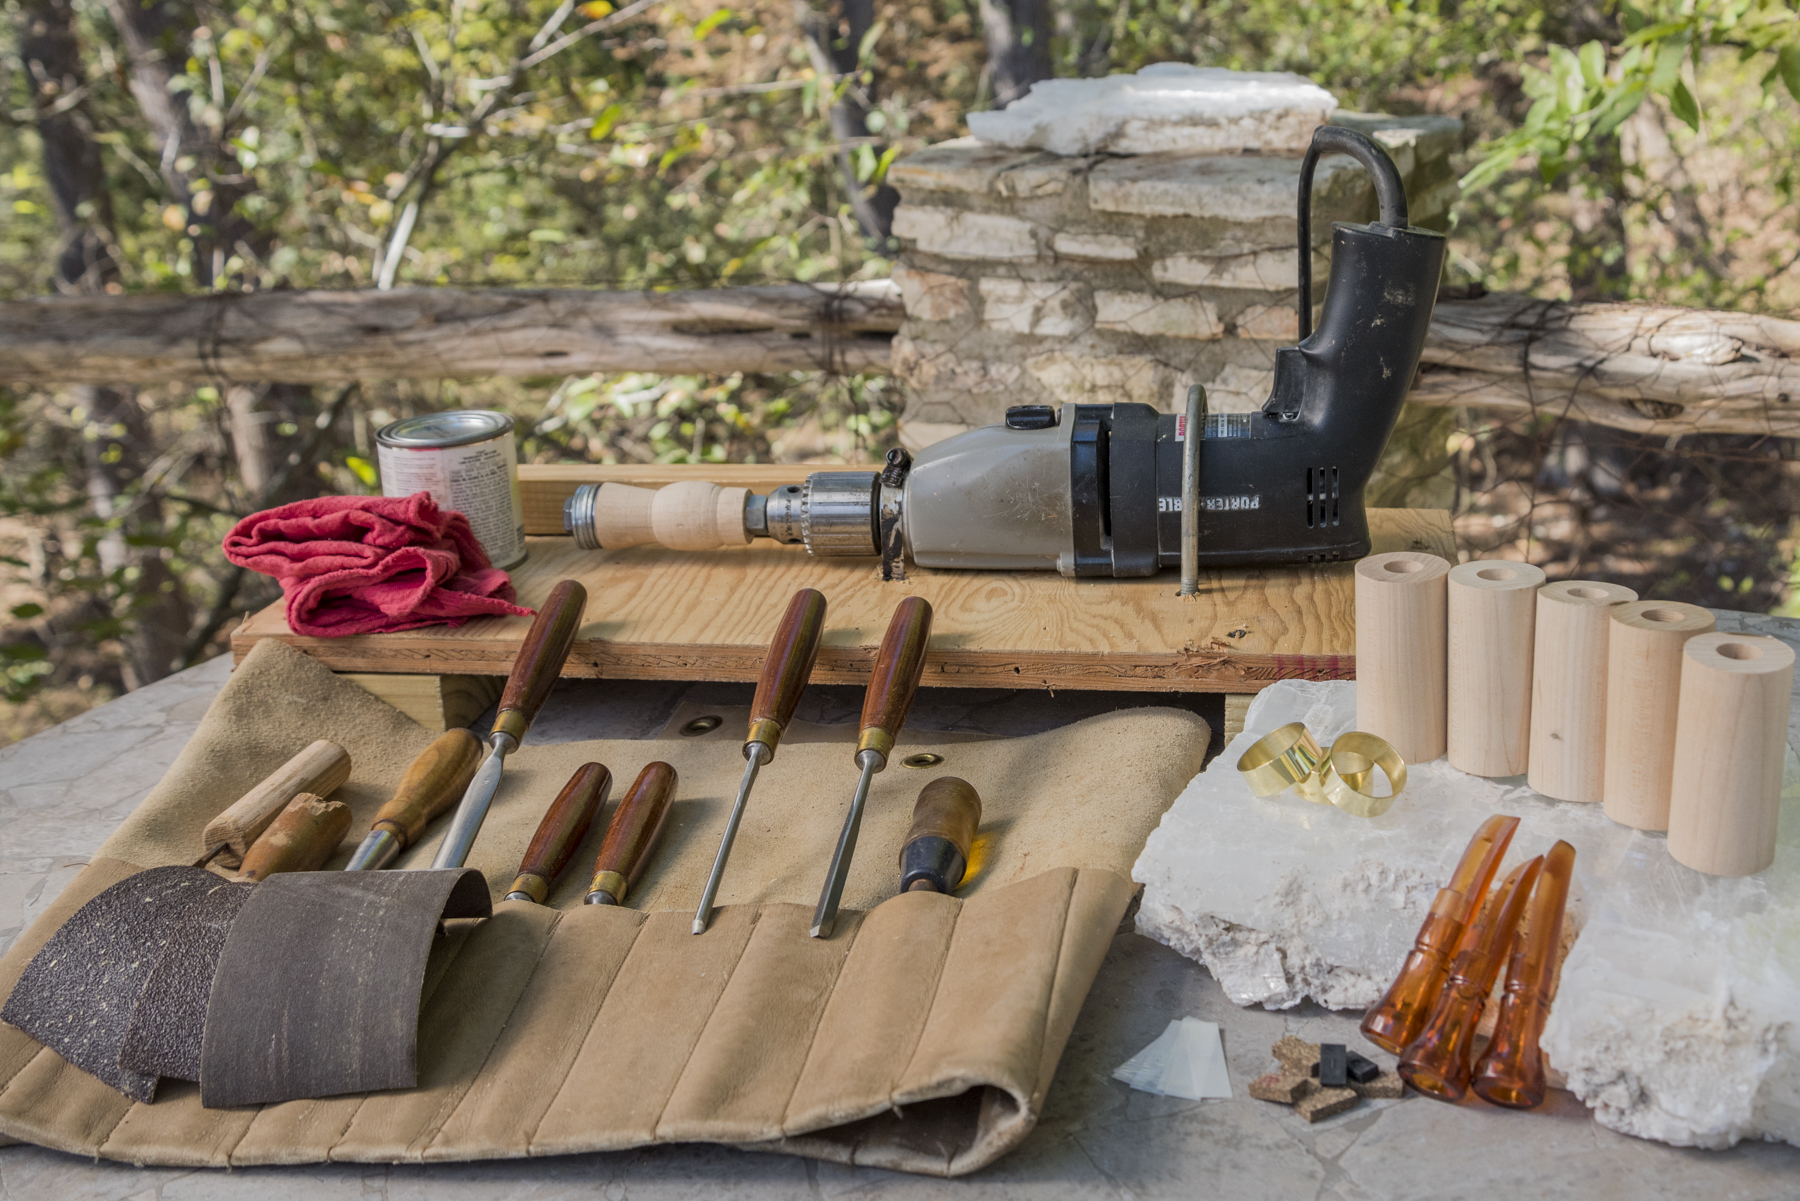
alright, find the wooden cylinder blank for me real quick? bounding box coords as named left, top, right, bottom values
left=1602, top=601, right=1716, bottom=830
left=590, top=481, right=751, bottom=550
left=1527, top=580, right=1638, bottom=802
left=1667, top=632, right=1794, bottom=876
left=1355, top=551, right=1451, bottom=764
left=1447, top=560, right=1547, bottom=777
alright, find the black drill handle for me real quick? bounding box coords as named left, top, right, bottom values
left=1296, top=126, right=1408, bottom=341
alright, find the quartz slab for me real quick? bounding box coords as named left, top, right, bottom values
left=967, top=64, right=1338, bottom=157
left=1133, top=671, right=1800, bottom=1151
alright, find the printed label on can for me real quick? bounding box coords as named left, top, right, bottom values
left=377, top=436, right=527, bottom=569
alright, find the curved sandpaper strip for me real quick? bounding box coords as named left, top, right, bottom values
left=117, top=878, right=255, bottom=1083
left=199, top=868, right=491, bottom=1109
left=0, top=865, right=232, bottom=1102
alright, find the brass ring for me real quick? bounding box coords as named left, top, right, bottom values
left=1236, top=722, right=1325, bottom=799
left=1319, top=732, right=1406, bottom=818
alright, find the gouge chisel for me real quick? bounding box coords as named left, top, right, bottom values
left=433, top=579, right=587, bottom=869
left=811, top=595, right=933, bottom=938
left=692, top=588, right=828, bottom=933
left=588, top=761, right=677, bottom=906
left=344, top=728, right=484, bottom=870
left=505, top=762, right=612, bottom=903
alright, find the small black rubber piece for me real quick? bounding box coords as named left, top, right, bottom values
left=1318, top=1043, right=1349, bottom=1088
left=1004, top=404, right=1056, bottom=430
left=1346, top=1050, right=1380, bottom=1084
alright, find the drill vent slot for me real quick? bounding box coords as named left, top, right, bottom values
left=1305, top=467, right=1341, bottom=529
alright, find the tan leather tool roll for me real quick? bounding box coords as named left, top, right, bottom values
left=0, top=639, right=1210, bottom=1176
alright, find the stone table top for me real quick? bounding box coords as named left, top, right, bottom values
left=5, top=619, right=1800, bottom=1198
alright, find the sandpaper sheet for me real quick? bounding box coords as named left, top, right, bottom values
left=0, top=866, right=231, bottom=1102
left=199, top=868, right=491, bottom=1108
left=117, top=878, right=255, bottom=1084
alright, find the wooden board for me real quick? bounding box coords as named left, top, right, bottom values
left=231, top=492, right=1455, bottom=694
left=338, top=673, right=502, bottom=731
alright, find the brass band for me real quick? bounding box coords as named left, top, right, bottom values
left=1319, top=731, right=1407, bottom=818
left=745, top=718, right=784, bottom=754
left=587, top=868, right=629, bottom=904
left=1236, top=722, right=1325, bottom=798
left=504, top=871, right=549, bottom=905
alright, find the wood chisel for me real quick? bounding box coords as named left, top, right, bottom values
left=588, top=761, right=677, bottom=906
left=898, top=776, right=981, bottom=894
left=692, top=588, right=828, bottom=933
left=504, top=762, right=611, bottom=903
left=344, top=727, right=485, bottom=870
left=433, top=578, right=588, bottom=869
left=811, top=595, right=934, bottom=938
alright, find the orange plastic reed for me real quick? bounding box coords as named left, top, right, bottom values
left=1360, top=813, right=1521, bottom=1054
left=1472, top=839, right=1576, bottom=1109
left=1398, top=855, right=1543, bottom=1102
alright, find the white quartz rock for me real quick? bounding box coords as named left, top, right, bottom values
left=1132, top=676, right=1800, bottom=1151
left=966, top=64, right=1338, bottom=157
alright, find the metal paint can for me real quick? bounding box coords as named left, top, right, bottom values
left=375, top=410, right=528, bottom=569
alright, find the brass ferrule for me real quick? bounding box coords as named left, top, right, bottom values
left=491, top=708, right=530, bottom=745
left=505, top=872, right=549, bottom=905
left=1236, top=722, right=1325, bottom=798
left=745, top=719, right=783, bottom=757
left=586, top=869, right=628, bottom=905
left=857, top=727, right=895, bottom=762
left=1319, top=731, right=1407, bottom=818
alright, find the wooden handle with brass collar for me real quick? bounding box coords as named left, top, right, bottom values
left=492, top=579, right=588, bottom=745
left=507, top=762, right=612, bottom=904
left=857, top=596, right=934, bottom=765
left=586, top=762, right=677, bottom=906
left=745, top=588, right=828, bottom=758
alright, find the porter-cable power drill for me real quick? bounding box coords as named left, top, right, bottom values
left=564, top=126, right=1447, bottom=582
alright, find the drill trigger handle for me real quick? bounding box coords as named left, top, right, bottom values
left=1295, top=126, right=1409, bottom=341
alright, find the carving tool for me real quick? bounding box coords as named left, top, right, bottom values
left=692, top=588, right=828, bottom=933
left=344, top=728, right=485, bottom=870
left=898, top=776, right=981, bottom=894
left=1361, top=812, right=1519, bottom=1054
left=505, top=762, right=611, bottom=903
left=1399, top=855, right=1544, bottom=1102
left=811, top=595, right=934, bottom=938
left=432, top=578, right=588, bottom=869
left=587, top=761, right=677, bottom=906
left=1473, top=840, right=1576, bottom=1109
left=565, top=127, right=1446, bottom=578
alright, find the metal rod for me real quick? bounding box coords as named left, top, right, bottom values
left=810, top=751, right=881, bottom=939
left=692, top=747, right=769, bottom=934
left=430, top=733, right=515, bottom=870
left=345, top=828, right=400, bottom=871
left=1179, top=384, right=1206, bottom=597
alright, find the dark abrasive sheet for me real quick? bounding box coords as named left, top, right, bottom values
left=117, top=878, right=254, bottom=1083
left=0, top=865, right=231, bottom=1102
left=199, top=868, right=490, bottom=1109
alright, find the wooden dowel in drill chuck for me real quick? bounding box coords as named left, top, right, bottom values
left=1667, top=633, right=1795, bottom=876
left=1527, top=580, right=1637, bottom=803
left=1447, top=560, right=1546, bottom=777
left=583, top=480, right=750, bottom=551
left=1355, top=552, right=1451, bottom=764
left=1603, top=601, right=1716, bottom=830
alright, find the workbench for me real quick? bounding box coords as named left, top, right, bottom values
left=8, top=616, right=1800, bottom=1196
left=228, top=464, right=1456, bottom=729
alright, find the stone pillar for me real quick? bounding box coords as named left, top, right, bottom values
left=888, top=112, right=1462, bottom=454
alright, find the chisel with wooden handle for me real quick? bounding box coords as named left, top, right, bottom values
left=504, top=762, right=612, bottom=903
left=811, top=595, right=933, bottom=938
left=898, top=776, right=981, bottom=895
left=692, top=588, right=828, bottom=933
left=433, top=579, right=588, bottom=869
left=587, top=761, right=677, bottom=906
left=343, top=728, right=485, bottom=870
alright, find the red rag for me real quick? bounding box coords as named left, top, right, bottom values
left=223, top=493, right=535, bottom=636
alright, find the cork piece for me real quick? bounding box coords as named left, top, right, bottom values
left=1249, top=1072, right=1312, bottom=1104
left=1352, top=1071, right=1406, bottom=1100
left=1271, top=1035, right=1321, bottom=1075
left=1295, top=1084, right=1360, bottom=1122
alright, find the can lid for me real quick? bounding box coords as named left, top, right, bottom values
left=376, top=410, right=514, bottom=449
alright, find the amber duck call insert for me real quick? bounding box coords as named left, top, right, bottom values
left=1399, top=855, right=1543, bottom=1102
left=1473, top=839, right=1576, bottom=1109
left=1360, top=813, right=1520, bottom=1054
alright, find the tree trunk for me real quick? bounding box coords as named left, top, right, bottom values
left=979, top=0, right=1052, bottom=108
left=20, top=0, right=192, bottom=687
left=794, top=0, right=898, bottom=243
